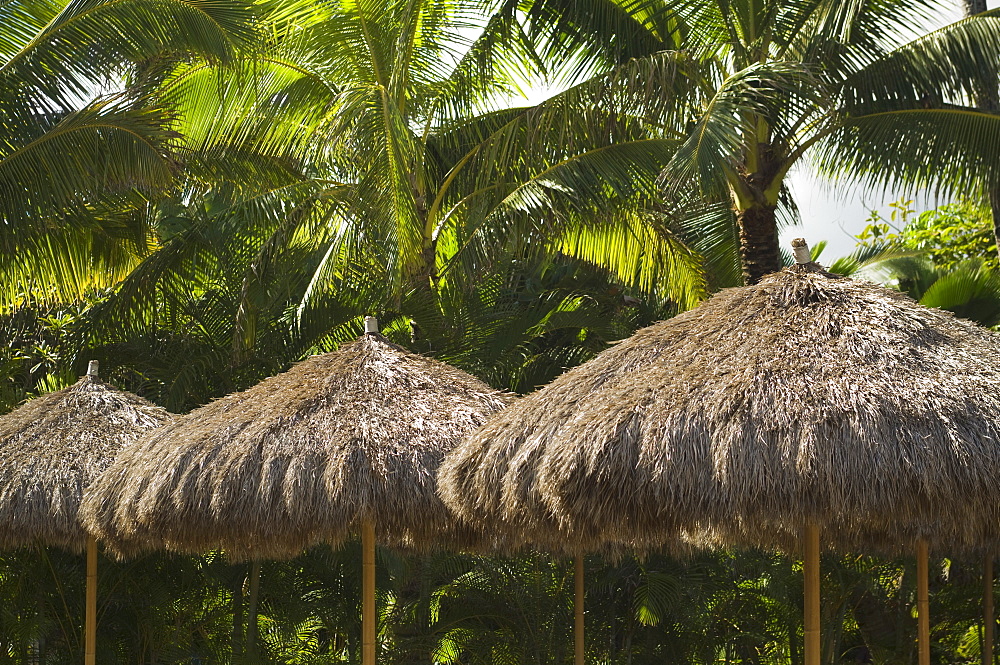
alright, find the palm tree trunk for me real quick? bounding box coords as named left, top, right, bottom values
left=987, top=189, right=1000, bottom=268
left=961, top=0, right=1000, bottom=265
left=788, top=555, right=801, bottom=665
left=404, top=235, right=438, bottom=346
left=246, top=562, right=261, bottom=664
left=404, top=181, right=437, bottom=300
left=964, top=0, right=987, bottom=15
left=232, top=571, right=245, bottom=665
left=737, top=204, right=782, bottom=285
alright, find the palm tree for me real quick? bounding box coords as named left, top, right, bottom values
left=52, top=0, right=714, bottom=406
left=510, top=0, right=1000, bottom=284
left=959, top=0, right=1000, bottom=267
left=145, top=0, right=710, bottom=315
left=0, top=0, right=258, bottom=307
left=82, top=185, right=679, bottom=407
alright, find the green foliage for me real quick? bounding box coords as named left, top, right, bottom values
left=0, top=0, right=260, bottom=309
left=903, top=203, right=997, bottom=271
left=514, top=0, right=1000, bottom=278
left=856, top=198, right=997, bottom=271
left=3, top=1, right=1000, bottom=664
left=850, top=199, right=1000, bottom=327
left=0, top=300, right=93, bottom=411
left=2, top=545, right=995, bottom=665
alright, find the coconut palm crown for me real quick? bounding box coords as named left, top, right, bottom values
left=0, top=0, right=258, bottom=307
left=505, top=0, right=1000, bottom=283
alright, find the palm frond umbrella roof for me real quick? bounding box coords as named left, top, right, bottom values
left=81, top=329, right=514, bottom=561
left=693, top=512, right=999, bottom=557
left=439, top=255, right=1000, bottom=556
left=0, top=365, right=174, bottom=551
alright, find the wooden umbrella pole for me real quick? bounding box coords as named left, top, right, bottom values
left=917, top=539, right=930, bottom=665
left=574, top=556, right=584, bottom=665
left=85, top=361, right=100, bottom=665
left=985, top=556, right=994, bottom=665
left=363, top=521, right=376, bottom=665
left=803, top=523, right=820, bottom=665
left=85, top=536, right=97, bottom=665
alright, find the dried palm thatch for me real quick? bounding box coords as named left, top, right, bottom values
left=678, top=520, right=908, bottom=558
left=439, top=260, right=1000, bottom=556
left=81, top=332, right=513, bottom=561
left=0, top=369, right=173, bottom=552
left=690, top=512, right=1000, bottom=558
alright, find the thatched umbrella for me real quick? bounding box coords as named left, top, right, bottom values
left=440, top=240, right=1000, bottom=665
left=0, top=361, right=174, bottom=665
left=81, top=319, right=513, bottom=665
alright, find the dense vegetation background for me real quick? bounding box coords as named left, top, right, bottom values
left=3, top=0, right=1000, bottom=662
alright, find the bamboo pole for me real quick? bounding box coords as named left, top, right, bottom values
left=361, top=321, right=378, bottom=665
left=574, top=556, right=584, bottom=665
left=985, top=556, right=994, bottom=665
left=83, top=360, right=100, bottom=665
left=917, top=539, right=930, bottom=665
left=803, top=523, right=820, bottom=665
left=85, top=361, right=100, bottom=665
left=362, top=521, right=376, bottom=665
left=85, top=536, right=96, bottom=665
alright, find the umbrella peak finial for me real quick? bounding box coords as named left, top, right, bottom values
left=86, top=360, right=99, bottom=378
left=364, top=316, right=379, bottom=334
left=791, top=238, right=811, bottom=264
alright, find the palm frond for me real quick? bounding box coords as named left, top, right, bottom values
left=0, top=223, right=150, bottom=311
left=522, top=0, right=680, bottom=70
left=818, top=108, right=1000, bottom=199
left=0, top=96, right=177, bottom=233
left=840, top=10, right=1000, bottom=115
left=919, top=260, right=1000, bottom=327
left=0, top=0, right=258, bottom=108
left=556, top=209, right=708, bottom=309
left=663, top=60, right=826, bottom=199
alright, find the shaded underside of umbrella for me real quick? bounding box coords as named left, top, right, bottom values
left=690, top=513, right=1000, bottom=558
left=0, top=371, right=174, bottom=551
left=439, top=263, right=1000, bottom=555
left=81, top=332, right=513, bottom=560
